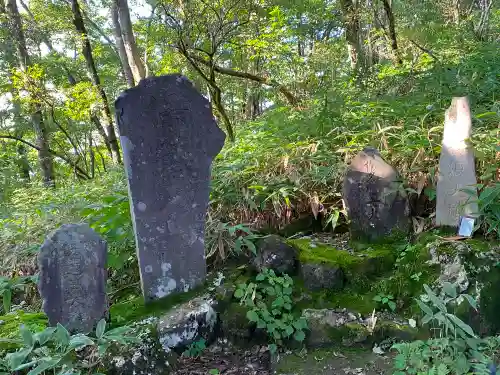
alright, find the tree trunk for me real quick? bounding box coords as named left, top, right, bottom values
left=115, top=0, right=146, bottom=84
left=111, top=1, right=135, bottom=87
left=340, top=0, right=365, bottom=74
left=71, top=0, right=121, bottom=164
left=6, top=0, right=55, bottom=187
left=381, top=0, right=402, bottom=65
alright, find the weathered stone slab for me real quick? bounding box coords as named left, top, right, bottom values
left=156, top=295, right=218, bottom=353
left=115, top=74, right=225, bottom=302
left=253, top=235, right=298, bottom=275
left=38, top=223, right=108, bottom=333
left=342, top=147, right=410, bottom=241
left=436, top=96, right=478, bottom=228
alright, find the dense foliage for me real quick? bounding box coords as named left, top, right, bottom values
left=0, top=0, right=498, bottom=369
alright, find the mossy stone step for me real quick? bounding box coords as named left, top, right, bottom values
left=288, top=239, right=396, bottom=289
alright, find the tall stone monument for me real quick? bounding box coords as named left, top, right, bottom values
left=436, top=97, right=478, bottom=228
left=38, top=224, right=108, bottom=333
left=343, top=147, right=410, bottom=241
left=116, top=74, right=225, bottom=302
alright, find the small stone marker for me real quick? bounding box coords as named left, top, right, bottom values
left=38, top=223, right=108, bottom=333
left=115, top=74, right=225, bottom=302
left=343, top=147, right=410, bottom=241
left=436, top=96, right=478, bottom=228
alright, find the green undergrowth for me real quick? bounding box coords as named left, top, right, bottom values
left=0, top=310, right=48, bottom=350
left=286, top=235, right=443, bottom=316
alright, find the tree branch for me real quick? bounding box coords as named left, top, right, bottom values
left=187, top=54, right=299, bottom=106
left=0, top=135, right=91, bottom=179
left=410, top=39, right=440, bottom=62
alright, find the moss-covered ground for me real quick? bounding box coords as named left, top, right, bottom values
left=274, top=347, right=394, bottom=375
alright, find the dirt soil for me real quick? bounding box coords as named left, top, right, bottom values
left=172, top=341, right=394, bottom=375
left=172, top=341, right=271, bottom=375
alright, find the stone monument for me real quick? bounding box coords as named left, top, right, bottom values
left=115, top=74, right=225, bottom=302
left=343, top=147, right=410, bottom=241
left=436, top=96, right=478, bottom=228
left=38, top=223, right=108, bottom=333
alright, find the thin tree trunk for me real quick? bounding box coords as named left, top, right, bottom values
left=0, top=135, right=90, bottom=179
left=340, top=0, right=365, bottom=74
left=6, top=0, right=55, bottom=187
left=115, top=0, right=146, bottom=84
left=71, top=0, right=121, bottom=164
left=89, top=134, right=95, bottom=179
left=1, top=1, right=31, bottom=182
left=20, top=0, right=112, bottom=165
left=111, top=1, right=135, bottom=87
left=381, top=0, right=402, bottom=65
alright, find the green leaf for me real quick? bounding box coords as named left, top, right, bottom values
left=273, top=330, right=281, bottom=340
left=445, top=313, right=476, bottom=338
left=257, top=319, right=266, bottom=329
left=234, top=238, right=243, bottom=254
left=293, top=330, right=305, bottom=342
left=20, top=325, right=34, bottom=348
left=442, top=282, right=457, bottom=298
left=266, top=286, right=276, bottom=296
left=394, top=353, right=407, bottom=370
left=423, top=285, right=447, bottom=312
left=98, top=341, right=111, bottom=356
left=268, top=343, right=277, bottom=354
left=388, top=301, right=396, bottom=311
left=33, top=327, right=56, bottom=346
left=234, top=289, right=245, bottom=299
left=246, top=310, right=259, bottom=323
left=266, top=323, right=276, bottom=333
left=293, top=318, right=308, bottom=330
left=422, top=314, right=433, bottom=325
left=96, top=319, right=106, bottom=339
left=272, top=296, right=285, bottom=308
left=284, top=325, right=294, bottom=337
left=55, top=323, right=70, bottom=347
left=6, top=348, right=33, bottom=370
left=3, top=289, right=12, bottom=313
left=256, top=273, right=266, bottom=281
left=68, top=334, right=94, bottom=350
left=437, top=363, right=449, bottom=375
left=462, top=294, right=478, bottom=310
left=283, top=287, right=293, bottom=295
left=244, top=239, right=257, bottom=255
left=27, top=358, right=61, bottom=375
left=416, top=299, right=434, bottom=316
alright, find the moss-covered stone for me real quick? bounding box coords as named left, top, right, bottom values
left=288, top=239, right=395, bottom=288
left=303, top=308, right=423, bottom=349
left=218, top=302, right=266, bottom=346
left=274, top=347, right=393, bottom=375
left=295, top=286, right=378, bottom=315
left=110, top=284, right=205, bottom=327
